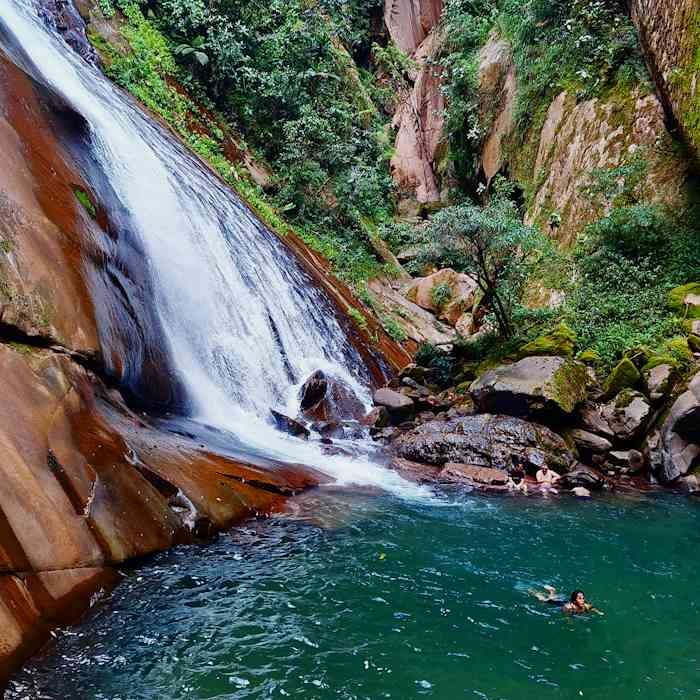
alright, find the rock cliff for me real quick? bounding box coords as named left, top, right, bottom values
left=629, top=0, right=700, bottom=157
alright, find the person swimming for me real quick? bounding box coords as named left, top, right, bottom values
left=530, top=586, right=604, bottom=615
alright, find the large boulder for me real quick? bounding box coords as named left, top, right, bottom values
left=404, top=268, right=479, bottom=325
left=298, top=370, right=366, bottom=423
left=393, top=413, right=575, bottom=473
left=470, top=356, right=589, bottom=422
left=648, top=370, right=700, bottom=482
left=601, top=389, right=653, bottom=443
left=373, top=387, right=415, bottom=423
left=567, top=429, right=612, bottom=454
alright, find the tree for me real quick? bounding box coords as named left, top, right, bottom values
left=416, top=182, right=551, bottom=338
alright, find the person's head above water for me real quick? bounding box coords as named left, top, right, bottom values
left=570, top=590, right=586, bottom=607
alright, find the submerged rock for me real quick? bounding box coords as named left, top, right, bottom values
left=270, top=410, right=310, bottom=440
left=470, top=356, right=589, bottom=422
left=393, top=413, right=575, bottom=473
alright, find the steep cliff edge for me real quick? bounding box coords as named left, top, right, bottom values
left=630, top=0, right=700, bottom=158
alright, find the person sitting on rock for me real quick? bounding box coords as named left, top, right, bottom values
left=535, top=464, right=560, bottom=489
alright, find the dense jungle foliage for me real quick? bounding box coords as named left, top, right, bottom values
left=92, top=0, right=700, bottom=376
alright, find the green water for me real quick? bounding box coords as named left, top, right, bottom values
left=8, top=490, right=700, bottom=699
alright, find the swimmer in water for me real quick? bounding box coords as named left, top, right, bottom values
left=530, top=587, right=604, bottom=615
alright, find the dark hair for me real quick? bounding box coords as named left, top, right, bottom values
left=570, top=590, right=584, bottom=603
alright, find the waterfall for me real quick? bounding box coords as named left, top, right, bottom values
left=0, top=0, right=430, bottom=499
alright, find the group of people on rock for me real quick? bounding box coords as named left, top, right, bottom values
left=505, top=456, right=562, bottom=495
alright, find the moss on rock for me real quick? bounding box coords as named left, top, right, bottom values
left=518, top=322, right=576, bottom=358
left=550, top=360, right=591, bottom=413
left=603, top=357, right=641, bottom=398
left=668, top=282, right=700, bottom=319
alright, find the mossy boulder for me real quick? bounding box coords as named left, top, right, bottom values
left=668, top=282, right=700, bottom=320
left=577, top=348, right=602, bottom=365
left=518, top=322, right=576, bottom=358
left=665, top=336, right=693, bottom=364
left=689, top=334, right=700, bottom=353
left=470, top=356, right=590, bottom=422
left=603, top=357, right=641, bottom=398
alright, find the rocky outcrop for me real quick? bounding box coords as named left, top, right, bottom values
left=0, top=344, right=322, bottom=685
left=384, top=0, right=443, bottom=54
left=648, top=369, right=700, bottom=482
left=478, top=35, right=517, bottom=184
left=367, top=277, right=457, bottom=348
left=629, top=0, right=700, bottom=156
left=391, top=29, right=446, bottom=208
left=524, top=90, right=687, bottom=245
left=475, top=34, right=687, bottom=246
left=393, top=413, right=575, bottom=472
left=405, top=268, right=478, bottom=325
left=38, top=0, right=100, bottom=65
left=470, top=356, right=590, bottom=422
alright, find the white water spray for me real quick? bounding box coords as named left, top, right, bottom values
left=0, top=0, right=432, bottom=500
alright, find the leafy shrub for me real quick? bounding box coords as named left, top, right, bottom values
left=414, top=180, right=551, bottom=337
left=415, top=343, right=455, bottom=388
left=430, top=282, right=453, bottom=310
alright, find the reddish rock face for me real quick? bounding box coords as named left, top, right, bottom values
left=0, top=344, right=323, bottom=686
left=391, top=30, right=446, bottom=206
left=384, top=0, right=443, bottom=55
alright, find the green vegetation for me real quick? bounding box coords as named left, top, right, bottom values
left=409, top=179, right=551, bottom=338
left=87, top=1, right=699, bottom=375
left=73, top=186, right=97, bottom=218
left=142, top=0, right=392, bottom=285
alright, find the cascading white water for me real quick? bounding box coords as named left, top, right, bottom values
left=0, top=0, right=431, bottom=499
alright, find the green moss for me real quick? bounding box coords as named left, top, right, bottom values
left=347, top=307, right=368, bottom=331
left=73, top=187, right=97, bottom=219
left=642, top=354, right=679, bottom=373
left=614, top=387, right=639, bottom=410
left=577, top=348, right=602, bottom=365
left=603, top=357, right=641, bottom=398
left=518, top=322, right=576, bottom=358
left=665, top=336, right=693, bottom=363
left=689, top=334, right=700, bottom=353
left=668, top=282, right=700, bottom=319
left=7, top=341, right=36, bottom=356
left=380, top=313, right=407, bottom=343
left=550, top=360, right=590, bottom=413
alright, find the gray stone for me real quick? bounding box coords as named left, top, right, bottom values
left=393, top=413, right=575, bottom=473
left=568, top=429, right=612, bottom=453
left=643, top=363, right=674, bottom=403
left=470, top=356, right=589, bottom=421
left=577, top=402, right=614, bottom=438
left=270, top=410, right=309, bottom=440
left=648, top=371, right=700, bottom=482
left=601, top=389, right=652, bottom=442
left=373, top=388, right=415, bottom=423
